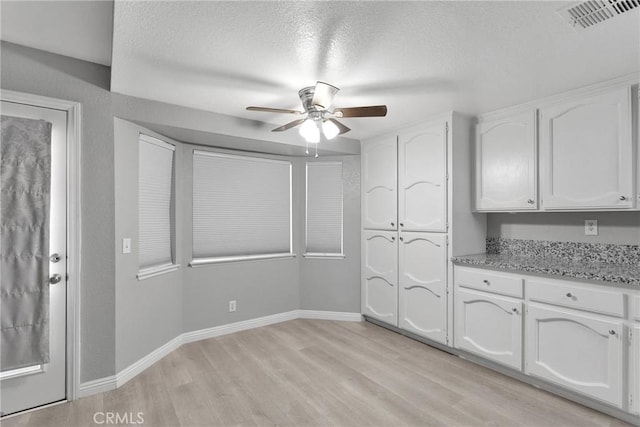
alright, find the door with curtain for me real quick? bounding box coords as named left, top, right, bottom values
left=0, top=100, right=67, bottom=416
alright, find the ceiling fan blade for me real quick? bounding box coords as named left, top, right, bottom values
left=247, top=106, right=303, bottom=114
left=328, top=118, right=351, bottom=135
left=334, top=105, right=387, bottom=118
left=272, top=119, right=306, bottom=132
left=311, top=81, right=339, bottom=110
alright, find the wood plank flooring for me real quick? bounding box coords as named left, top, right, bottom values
left=2, top=319, right=634, bottom=426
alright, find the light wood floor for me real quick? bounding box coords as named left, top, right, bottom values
left=2, top=319, right=634, bottom=427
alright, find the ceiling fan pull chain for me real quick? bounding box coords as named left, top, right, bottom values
left=315, top=143, right=318, bottom=158
left=305, top=139, right=309, bottom=155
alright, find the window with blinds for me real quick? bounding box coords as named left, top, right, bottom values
left=138, top=134, right=177, bottom=278
left=305, top=161, right=344, bottom=258
left=191, top=150, right=293, bottom=265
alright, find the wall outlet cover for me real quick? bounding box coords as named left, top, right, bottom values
left=122, top=238, right=132, bottom=254
left=584, top=220, right=598, bottom=236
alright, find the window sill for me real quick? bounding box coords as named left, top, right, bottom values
left=303, top=253, right=345, bottom=260
left=137, top=263, right=180, bottom=280
left=189, top=253, right=295, bottom=267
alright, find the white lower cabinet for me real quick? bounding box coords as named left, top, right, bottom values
left=361, top=230, right=398, bottom=325
left=398, top=232, right=447, bottom=343
left=526, top=304, right=624, bottom=408
left=631, top=324, right=640, bottom=414
left=455, top=288, right=523, bottom=370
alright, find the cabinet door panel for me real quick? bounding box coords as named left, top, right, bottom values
left=398, top=123, right=447, bottom=231
left=399, top=232, right=447, bottom=343
left=362, top=230, right=398, bottom=325
left=540, top=87, right=632, bottom=209
left=362, top=136, right=397, bottom=230
left=476, top=112, right=537, bottom=211
left=526, top=304, right=623, bottom=407
left=455, top=289, right=522, bottom=370
left=632, top=324, right=640, bottom=414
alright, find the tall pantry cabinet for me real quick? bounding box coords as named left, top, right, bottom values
left=361, top=112, right=486, bottom=345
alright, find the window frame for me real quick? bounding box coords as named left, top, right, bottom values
left=304, top=160, right=345, bottom=259
left=189, top=149, right=294, bottom=266
left=137, top=133, right=180, bottom=280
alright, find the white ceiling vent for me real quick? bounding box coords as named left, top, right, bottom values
left=559, top=0, right=639, bottom=30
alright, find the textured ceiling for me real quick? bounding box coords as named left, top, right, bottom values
left=111, top=1, right=639, bottom=140
left=0, top=1, right=114, bottom=66
left=2, top=1, right=638, bottom=144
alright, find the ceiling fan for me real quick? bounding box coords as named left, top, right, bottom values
left=246, top=81, right=387, bottom=143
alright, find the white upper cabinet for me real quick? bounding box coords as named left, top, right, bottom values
left=361, top=230, right=398, bottom=325
left=398, top=123, right=447, bottom=231
left=539, top=87, right=633, bottom=210
left=362, top=135, right=398, bottom=230
left=398, top=232, right=447, bottom=344
left=475, top=111, right=537, bottom=211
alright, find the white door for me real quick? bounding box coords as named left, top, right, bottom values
left=525, top=304, right=623, bottom=407
left=454, top=288, right=522, bottom=370
left=398, top=232, right=447, bottom=343
left=475, top=111, right=537, bottom=211
left=362, top=135, right=397, bottom=230
left=0, top=101, right=67, bottom=415
left=361, top=230, right=397, bottom=325
left=398, top=122, right=447, bottom=231
left=539, top=87, right=633, bottom=210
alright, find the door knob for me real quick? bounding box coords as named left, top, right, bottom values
left=49, top=274, right=62, bottom=285
left=50, top=253, right=61, bottom=263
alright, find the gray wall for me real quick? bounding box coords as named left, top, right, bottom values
left=180, top=144, right=301, bottom=332
left=113, top=119, right=184, bottom=371
left=297, top=156, right=362, bottom=312
left=487, top=212, right=640, bottom=245
left=1, top=41, right=117, bottom=382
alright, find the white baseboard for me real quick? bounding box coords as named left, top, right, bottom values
left=297, top=310, right=362, bottom=322
left=182, top=310, right=299, bottom=344
left=116, top=335, right=183, bottom=388
left=77, top=375, right=117, bottom=398
left=78, top=310, right=360, bottom=398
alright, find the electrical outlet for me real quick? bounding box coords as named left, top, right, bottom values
left=229, top=300, right=236, bottom=312
left=584, top=220, right=598, bottom=236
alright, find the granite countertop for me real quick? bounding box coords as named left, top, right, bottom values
left=451, top=253, right=640, bottom=288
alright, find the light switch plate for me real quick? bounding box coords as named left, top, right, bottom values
left=122, top=238, right=132, bottom=254
left=584, top=220, right=598, bottom=236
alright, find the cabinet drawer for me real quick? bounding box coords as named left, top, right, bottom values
left=455, top=267, right=523, bottom=298
left=527, top=279, right=625, bottom=318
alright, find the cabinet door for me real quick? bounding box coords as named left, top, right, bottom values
left=526, top=304, right=623, bottom=407
left=539, top=87, right=633, bottom=209
left=362, top=135, right=397, bottom=230
left=455, top=288, right=522, bottom=370
left=361, top=230, right=398, bottom=325
left=398, top=232, right=447, bottom=343
left=398, top=122, right=447, bottom=231
left=476, top=112, right=537, bottom=211
left=632, top=324, right=640, bottom=414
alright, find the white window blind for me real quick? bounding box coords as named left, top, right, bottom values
left=305, top=161, right=343, bottom=257
left=192, top=150, right=292, bottom=264
left=138, top=134, right=175, bottom=272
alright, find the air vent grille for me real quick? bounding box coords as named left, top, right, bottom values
left=559, top=0, right=639, bottom=30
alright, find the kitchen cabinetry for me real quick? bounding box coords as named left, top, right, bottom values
left=362, top=113, right=485, bottom=342
left=526, top=304, right=624, bottom=407
left=475, top=111, right=537, bottom=211
left=361, top=230, right=398, bottom=325
left=362, top=135, right=397, bottom=230
left=455, top=288, right=523, bottom=370
left=630, top=295, right=640, bottom=414
left=398, top=123, right=447, bottom=231
left=398, top=232, right=447, bottom=343
left=539, top=86, right=633, bottom=210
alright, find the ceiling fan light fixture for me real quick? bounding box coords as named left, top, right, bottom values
left=322, top=119, right=340, bottom=140
left=299, top=119, right=320, bottom=143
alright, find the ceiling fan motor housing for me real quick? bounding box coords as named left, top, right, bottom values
left=298, top=86, right=317, bottom=113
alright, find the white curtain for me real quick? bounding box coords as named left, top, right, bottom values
left=1, top=115, right=52, bottom=371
